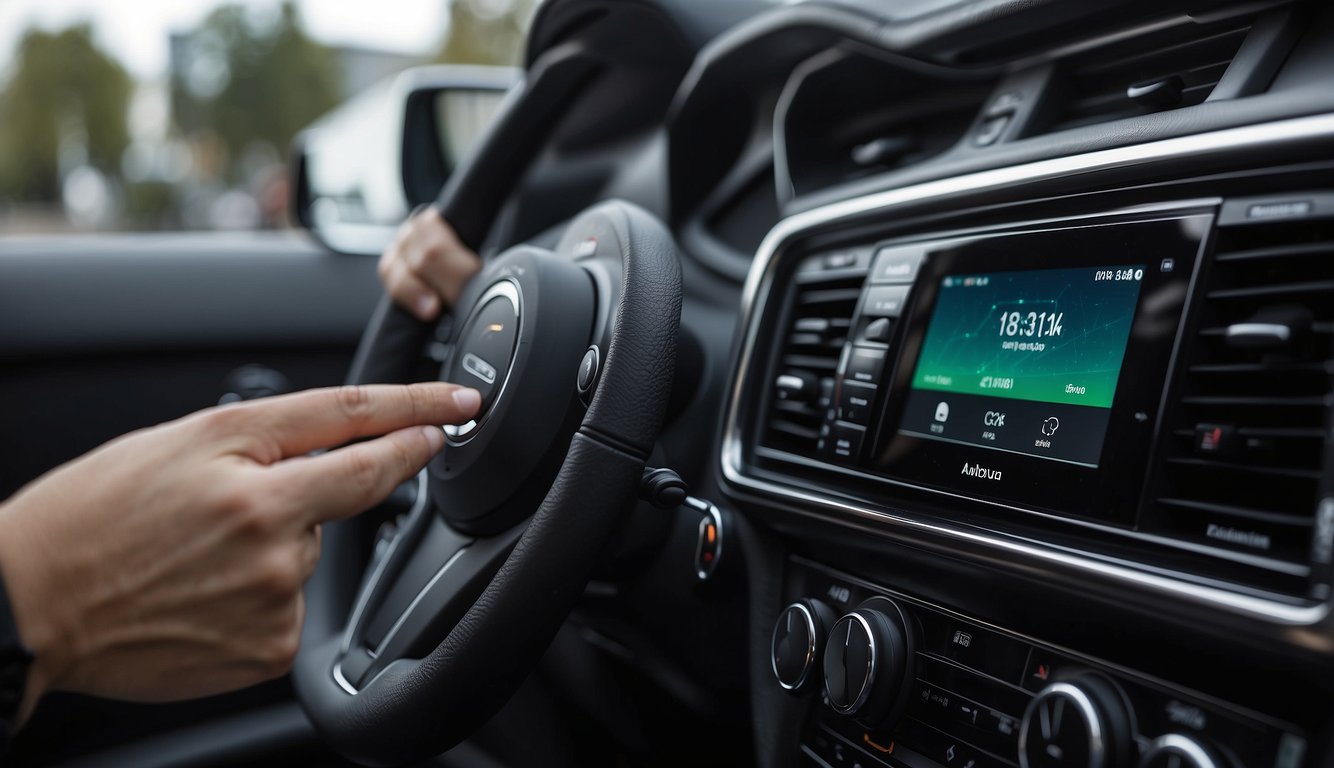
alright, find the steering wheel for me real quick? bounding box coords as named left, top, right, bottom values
left=293, top=197, right=682, bottom=765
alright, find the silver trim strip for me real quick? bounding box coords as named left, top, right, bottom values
left=334, top=471, right=429, bottom=695
left=771, top=602, right=818, bottom=692
left=721, top=113, right=1334, bottom=626
left=1019, top=682, right=1107, bottom=768
left=1142, top=733, right=1220, bottom=768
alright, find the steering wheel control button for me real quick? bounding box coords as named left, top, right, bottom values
left=1019, top=676, right=1132, bottom=768
left=771, top=600, right=837, bottom=694
left=444, top=281, right=520, bottom=440
left=576, top=345, right=600, bottom=403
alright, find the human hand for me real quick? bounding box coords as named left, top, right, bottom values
left=378, top=205, right=481, bottom=321
left=0, top=382, right=480, bottom=723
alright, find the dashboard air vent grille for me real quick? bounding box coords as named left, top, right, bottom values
left=762, top=270, right=865, bottom=459
left=1147, top=199, right=1334, bottom=590
left=1045, top=18, right=1252, bottom=133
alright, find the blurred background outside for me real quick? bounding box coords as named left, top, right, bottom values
left=0, top=0, right=534, bottom=235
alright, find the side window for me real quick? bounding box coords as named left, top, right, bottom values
left=0, top=0, right=534, bottom=237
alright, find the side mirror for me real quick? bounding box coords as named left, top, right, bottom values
left=291, top=65, right=516, bottom=256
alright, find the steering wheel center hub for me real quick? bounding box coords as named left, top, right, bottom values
left=428, top=247, right=596, bottom=532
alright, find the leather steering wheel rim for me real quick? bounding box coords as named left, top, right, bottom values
left=293, top=200, right=682, bottom=766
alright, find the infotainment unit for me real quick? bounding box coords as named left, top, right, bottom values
left=846, top=213, right=1211, bottom=525
left=899, top=263, right=1145, bottom=467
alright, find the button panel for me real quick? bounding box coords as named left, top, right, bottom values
left=861, top=285, right=911, bottom=318
left=788, top=559, right=1308, bottom=768
left=838, top=383, right=877, bottom=426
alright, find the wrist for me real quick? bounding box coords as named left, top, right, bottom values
left=0, top=503, right=75, bottom=725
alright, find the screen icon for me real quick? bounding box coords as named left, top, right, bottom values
left=1040, top=417, right=1060, bottom=436
left=1160, top=258, right=1175, bottom=272
left=935, top=402, right=950, bottom=422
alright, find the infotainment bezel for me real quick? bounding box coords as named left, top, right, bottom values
left=866, top=213, right=1212, bottom=525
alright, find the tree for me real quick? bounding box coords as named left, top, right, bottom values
left=172, top=1, right=340, bottom=184
left=437, top=0, right=537, bottom=66
left=0, top=25, right=132, bottom=202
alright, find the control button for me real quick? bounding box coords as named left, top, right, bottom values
left=691, top=499, right=724, bottom=581
left=838, top=383, right=877, bottom=426
left=448, top=291, right=519, bottom=416
left=861, top=317, right=893, bottom=344
left=823, top=248, right=871, bottom=270
left=1022, top=651, right=1065, bottom=691
left=772, top=600, right=838, bottom=694
left=1019, top=677, right=1132, bottom=768
left=1140, top=734, right=1221, bottom=768
left=828, top=422, right=866, bottom=462
left=974, top=113, right=1011, bottom=147
left=862, top=286, right=911, bottom=318
left=844, top=346, right=887, bottom=386
left=929, top=620, right=1031, bottom=686
left=893, top=717, right=1008, bottom=768
left=822, top=598, right=914, bottom=727
left=869, top=248, right=924, bottom=285
left=576, top=345, right=600, bottom=395
left=1193, top=423, right=1235, bottom=456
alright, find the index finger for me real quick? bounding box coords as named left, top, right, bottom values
left=234, top=382, right=481, bottom=460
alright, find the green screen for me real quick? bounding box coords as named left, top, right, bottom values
left=911, top=265, right=1144, bottom=409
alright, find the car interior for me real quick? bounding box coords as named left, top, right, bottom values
left=3, top=0, right=1334, bottom=765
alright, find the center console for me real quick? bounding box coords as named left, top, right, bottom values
left=720, top=124, right=1334, bottom=768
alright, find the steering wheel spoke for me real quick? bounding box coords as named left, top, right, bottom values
left=332, top=478, right=524, bottom=692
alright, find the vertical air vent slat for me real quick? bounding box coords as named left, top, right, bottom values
left=1044, top=19, right=1252, bottom=134
left=761, top=266, right=866, bottom=459
left=1145, top=195, right=1334, bottom=594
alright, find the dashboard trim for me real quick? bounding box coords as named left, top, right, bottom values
left=721, top=112, right=1334, bottom=626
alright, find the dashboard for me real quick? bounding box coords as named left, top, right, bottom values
left=650, top=0, right=1334, bottom=767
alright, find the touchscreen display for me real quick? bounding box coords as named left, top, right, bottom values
left=897, top=264, right=1145, bottom=467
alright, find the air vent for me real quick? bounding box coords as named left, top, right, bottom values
left=1044, top=17, right=1253, bottom=133
left=777, top=48, right=994, bottom=200
left=1146, top=195, right=1334, bottom=593
left=761, top=267, right=866, bottom=459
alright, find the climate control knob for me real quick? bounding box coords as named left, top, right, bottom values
left=820, top=597, right=913, bottom=726
left=1139, top=734, right=1221, bottom=768
left=771, top=599, right=837, bottom=694
left=1019, top=676, right=1132, bottom=768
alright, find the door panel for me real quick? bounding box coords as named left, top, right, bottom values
left=1, top=232, right=380, bottom=495
left=0, top=230, right=381, bottom=764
